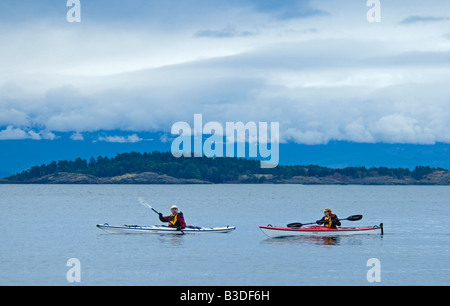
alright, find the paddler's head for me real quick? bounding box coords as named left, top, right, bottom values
left=170, top=205, right=179, bottom=215
left=322, top=208, right=332, bottom=216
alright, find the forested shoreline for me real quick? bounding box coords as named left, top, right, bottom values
left=2, top=151, right=449, bottom=185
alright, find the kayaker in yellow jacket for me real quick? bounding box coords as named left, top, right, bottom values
left=316, top=208, right=341, bottom=228
left=158, top=205, right=187, bottom=230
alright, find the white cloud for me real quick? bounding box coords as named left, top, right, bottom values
left=0, top=126, right=56, bottom=140
left=97, top=134, right=143, bottom=143
left=70, top=132, right=84, bottom=141
left=371, top=114, right=437, bottom=144
left=344, top=121, right=376, bottom=144
left=159, top=134, right=172, bottom=143
left=0, top=126, right=28, bottom=140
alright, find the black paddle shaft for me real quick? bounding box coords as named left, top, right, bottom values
left=287, top=215, right=363, bottom=228
left=151, top=207, right=161, bottom=215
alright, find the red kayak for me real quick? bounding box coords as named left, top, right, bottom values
left=260, top=224, right=384, bottom=238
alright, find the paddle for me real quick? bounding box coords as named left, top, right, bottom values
left=287, top=215, right=363, bottom=228
left=138, top=197, right=161, bottom=215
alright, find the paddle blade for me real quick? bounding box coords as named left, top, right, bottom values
left=287, top=223, right=303, bottom=228
left=138, top=197, right=152, bottom=209
left=346, top=215, right=363, bottom=221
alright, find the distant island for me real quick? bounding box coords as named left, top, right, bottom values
left=1, top=151, right=450, bottom=185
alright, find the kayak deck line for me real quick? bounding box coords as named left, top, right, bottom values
left=259, top=223, right=384, bottom=238
left=96, top=223, right=236, bottom=234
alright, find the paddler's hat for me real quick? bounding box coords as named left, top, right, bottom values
left=322, top=208, right=332, bottom=213
left=170, top=205, right=178, bottom=210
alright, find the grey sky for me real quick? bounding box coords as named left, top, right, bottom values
left=0, top=0, right=449, bottom=144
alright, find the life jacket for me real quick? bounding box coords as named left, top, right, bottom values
left=168, top=213, right=179, bottom=227
left=323, top=216, right=332, bottom=228
left=323, top=214, right=337, bottom=228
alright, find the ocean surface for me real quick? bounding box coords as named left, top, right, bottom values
left=0, top=184, right=449, bottom=286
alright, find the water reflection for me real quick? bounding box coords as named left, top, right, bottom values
left=156, top=234, right=185, bottom=247
left=261, top=236, right=367, bottom=246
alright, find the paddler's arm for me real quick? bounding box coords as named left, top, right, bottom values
left=178, top=212, right=187, bottom=229
left=333, top=215, right=341, bottom=226
left=159, top=213, right=169, bottom=222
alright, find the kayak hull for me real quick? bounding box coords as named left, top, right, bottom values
left=260, top=224, right=383, bottom=238
left=97, top=224, right=236, bottom=234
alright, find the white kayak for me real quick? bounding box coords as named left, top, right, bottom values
left=260, top=224, right=383, bottom=238
left=97, top=223, right=236, bottom=235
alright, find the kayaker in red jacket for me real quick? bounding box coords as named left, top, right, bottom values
left=316, top=208, right=341, bottom=228
left=159, top=205, right=186, bottom=230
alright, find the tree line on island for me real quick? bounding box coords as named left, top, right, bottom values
left=4, top=151, right=447, bottom=184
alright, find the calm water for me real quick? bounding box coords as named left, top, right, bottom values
left=0, top=184, right=449, bottom=286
